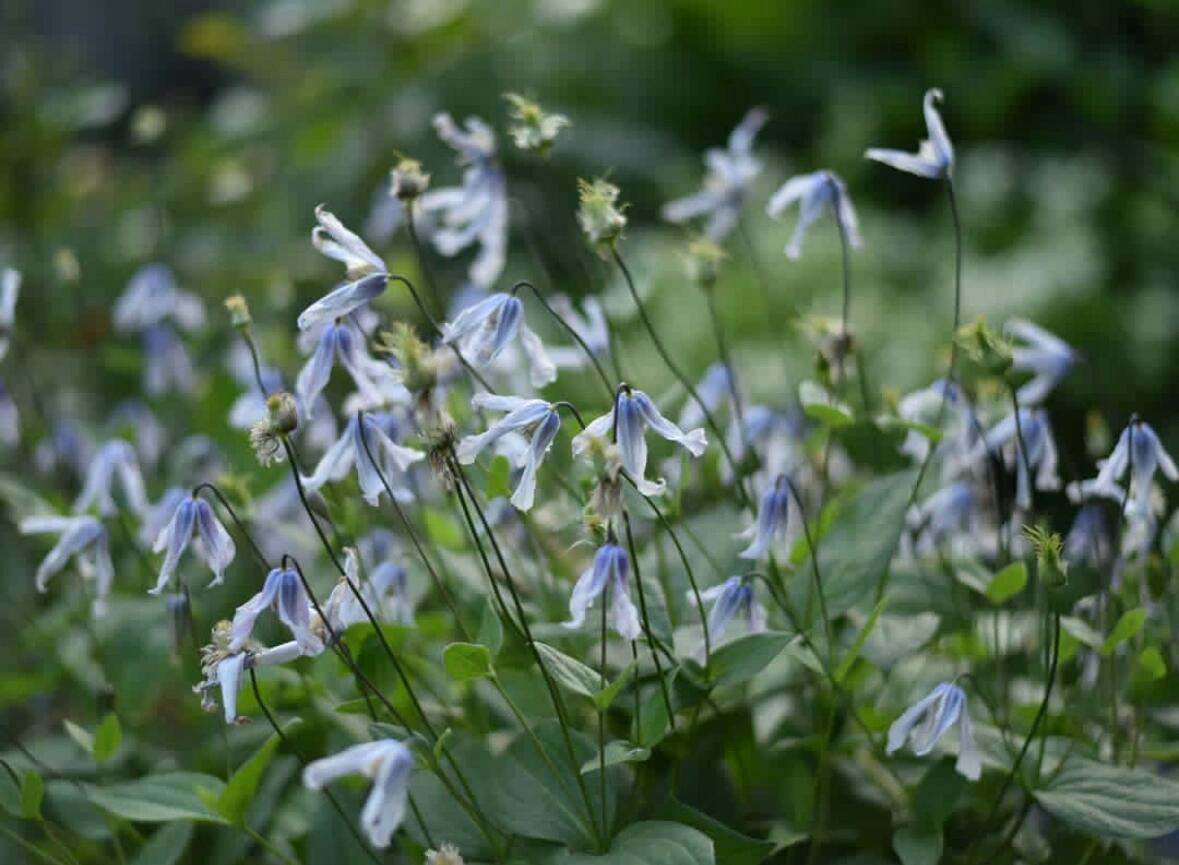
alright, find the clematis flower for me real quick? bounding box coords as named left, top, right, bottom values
left=74, top=439, right=149, bottom=517
left=678, top=363, right=738, bottom=432
left=456, top=394, right=561, bottom=511
left=20, top=514, right=114, bottom=616
left=441, top=292, right=556, bottom=387
left=150, top=494, right=237, bottom=594
left=298, top=206, right=389, bottom=331
left=736, top=476, right=795, bottom=560
left=1064, top=502, right=1113, bottom=570
left=113, top=263, right=205, bottom=333
left=662, top=107, right=768, bottom=242
left=766, top=170, right=862, bottom=260
left=0, top=267, right=19, bottom=361
left=1075, top=418, right=1177, bottom=518
left=302, top=413, right=425, bottom=506
left=972, top=408, right=1060, bottom=511
left=887, top=682, right=981, bottom=781
left=866, top=88, right=954, bottom=179
left=303, top=740, right=414, bottom=849
left=693, top=575, right=767, bottom=643
left=906, top=482, right=981, bottom=558
left=1005, top=319, right=1076, bottom=406
left=895, top=379, right=973, bottom=463
left=418, top=113, right=508, bottom=289
left=563, top=542, right=641, bottom=640
left=143, top=324, right=196, bottom=396
left=195, top=621, right=302, bottom=724
left=572, top=388, right=707, bottom=496
left=295, top=319, right=385, bottom=417
left=230, top=567, right=323, bottom=656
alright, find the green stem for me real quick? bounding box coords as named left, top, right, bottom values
left=622, top=510, right=676, bottom=731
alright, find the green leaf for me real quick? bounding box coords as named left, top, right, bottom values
left=486, top=455, right=513, bottom=499
left=579, top=741, right=651, bottom=774
left=443, top=642, right=495, bottom=683
left=217, top=727, right=286, bottom=825
left=1134, top=646, right=1167, bottom=684
left=986, top=562, right=1028, bottom=604
left=93, top=713, right=122, bottom=765
left=912, top=760, right=965, bottom=827
left=1060, top=616, right=1103, bottom=649
left=1034, top=756, right=1179, bottom=839
left=536, top=642, right=600, bottom=700
left=423, top=507, right=465, bottom=551
left=130, top=823, right=194, bottom=865
left=799, top=381, right=854, bottom=427
left=661, top=796, right=774, bottom=865
left=836, top=597, right=888, bottom=683
left=63, top=718, right=95, bottom=755
left=537, top=820, right=714, bottom=864
left=1100, top=607, right=1147, bottom=656
left=86, top=772, right=228, bottom=823
left=20, top=769, right=43, bottom=821
left=478, top=604, right=504, bottom=655
left=592, top=662, right=636, bottom=711
left=638, top=668, right=679, bottom=747
left=709, top=631, right=794, bottom=690
left=893, top=824, right=942, bottom=865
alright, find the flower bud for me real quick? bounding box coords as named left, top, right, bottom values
left=266, top=391, right=299, bottom=435
left=686, top=237, right=726, bottom=289
left=955, top=319, right=1013, bottom=377
left=224, top=294, right=252, bottom=329
left=1023, top=524, right=1068, bottom=588
left=390, top=157, right=430, bottom=201
left=577, top=178, right=627, bottom=257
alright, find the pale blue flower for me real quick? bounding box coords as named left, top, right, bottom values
left=456, top=393, right=562, bottom=512
left=564, top=542, right=641, bottom=640
left=766, top=170, right=862, bottom=260
left=197, top=641, right=301, bottom=725
left=887, top=682, right=980, bottom=780
left=974, top=408, right=1060, bottom=511
left=0, top=379, right=18, bottom=447
left=298, top=206, right=389, bottom=331
left=230, top=567, right=323, bottom=656
left=74, top=439, right=149, bottom=517
left=296, top=319, right=385, bottom=418
left=678, top=363, right=736, bottom=431
left=1064, top=502, right=1113, bottom=569
left=113, top=263, right=205, bottom=333
left=896, top=379, right=969, bottom=463
left=662, top=107, right=768, bottom=242
left=34, top=420, right=91, bottom=476
left=573, top=388, right=707, bottom=496
left=441, top=292, right=556, bottom=387
left=695, top=575, right=767, bottom=643
left=143, top=324, right=196, bottom=396
left=866, top=88, right=954, bottom=179
left=20, top=514, right=113, bottom=616
left=907, top=482, right=981, bottom=558
left=736, top=476, right=794, bottom=560
left=303, top=740, right=414, bottom=849
left=150, top=495, right=237, bottom=594
left=108, top=401, right=167, bottom=468
left=1005, top=319, right=1076, bottom=406
left=0, top=267, right=20, bottom=361
left=419, top=113, right=508, bottom=288
left=1078, top=419, right=1177, bottom=518
left=302, top=413, right=425, bottom=506
left=139, top=487, right=188, bottom=548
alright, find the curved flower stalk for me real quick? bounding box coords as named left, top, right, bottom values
left=20, top=514, right=113, bottom=616
left=302, top=412, right=425, bottom=506
left=418, top=113, right=508, bottom=289
left=456, top=394, right=561, bottom=511
left=73, top=439, right=149, bottom=517
left=150, top=494, right=237, bottom=594
left=1005, top=319, right=1076, bottom=406
left=887, top=682, right=980, bottom=781
left=230, top=567, right=324, bottom=656
left=865, top=88, right=954, bottom=179
left=572, top=387, right=707, bottom=496
left=113, top=263, right=206, bottom=333
left=0, top=267, right=20, bottom=361
left=972, top=408, right=1060, bottom=511
left=736, top=476, right=797, bottom=560
left=441, top=292, right=556, bottom=387
left=545, top=294, right=611, bottom=371
left=563, top=542, right=641, bottom=640
left=303, top=740, right=414, bottom=849
left=296, top=319, right=387, bottom=417
left=661, top=106, right=768, bottom=242
left=1072, top=418, right=1176, bottom=518
left=692, top=575, right=767, bottom=644
left=298, top=206, right=390, bottom=331
left=766, top=170, right=861, bottom=260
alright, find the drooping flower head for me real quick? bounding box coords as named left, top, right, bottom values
left=572, top=387, right=707, bottom=496
left=973, top=408, right=1060, bottom=511
left=766, top=170, right=861, bottom=260
left=20, top=514, right=113, bottom=617
left=866, top=88, right=954, bottom=179
left=303, top=740, right=414, bottom=849
left=1005, top=319, right=1076, bottom=406
left=230, top=567, right=323, bottom=656
left=1076, top=418, right=1177, bottom=519
left=736, top=475, right=795, bottom=560
left=441, top=292, right=556, bottom=387
left=908, top=482, right=980, bottom=556
left=662, top=107, right=768, bottom=243
left=302, top=412, right=425, bottom=506
left=298, top=206, right=389, bottom=331
left=194, top=621, right=301, bottom=724
left=456, top=394, right=562, bottom=511
left=150, top=494, right=237, bottom=594
left=296, top=319, right=387, bottom=417
left=74, top=439, right=149, bottom=517
left=695, top=575, right=767, bottom=643
left=143, top=324, right=197, bottom=396
left=563, top=541, right=641, bottom=640
left=887, top=682, right=980, bottom=781
left=113, top=263, right=205, bottom=333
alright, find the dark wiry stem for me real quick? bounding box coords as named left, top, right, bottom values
left=512, top=279, right=614, bottom=400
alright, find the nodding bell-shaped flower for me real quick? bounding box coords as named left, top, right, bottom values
left=564, top=542, right=641, bottom=640
left=661, top=107, right=768, bottom=242
left=737, top=477, right=795, bottom=560
left=441, top=292, right=556, bottom=387
left=150, top=494, right=237, bottom=594
left=572, top=388, right=707, bottom=496
left=20, top=514, right=113, bottom=617
left=908, top=482, right=979, bottom=555
left=896, top=379, right=973, bottom=463
left=766, top=170, right=862, bottom=260
left=195, top=622, right=302, bottom=724
left=1005, top=319, right=1076, bottom=406
left=887, top=682, right=981, bottom=781
left=302, top=413, right=425, bottom=506
left=866, top=88, right=955, bottom=180
left=0, top=267, right=19, bottom=361
left=303, top=740, right=414, bottom=849
left=143, top=324, right=196, bottom=396
left=230, top=567, right=323, bottom=656
left=456, top=394, right=561, bottom=511
left=694, top=575, right=767, bottom=643
left=296, top=319, right=384, bottom=417
left=418, top=113, right=508, bottom=289
left=973, top=408, right=1060, bottom=511
left=1076, top=418, right=1178, bottom=518
left=1064, top=502, right=1114, bottom=570
left=139, top=486, right=187, bottom=548
left=113, top=263, right=206, bottom=333
left=298, top=206, right=389, bottom=332
left=74, top=439, right=149, bottom=517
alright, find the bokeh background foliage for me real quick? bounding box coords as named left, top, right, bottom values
left=3, top=0, right=1179, bottom=863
